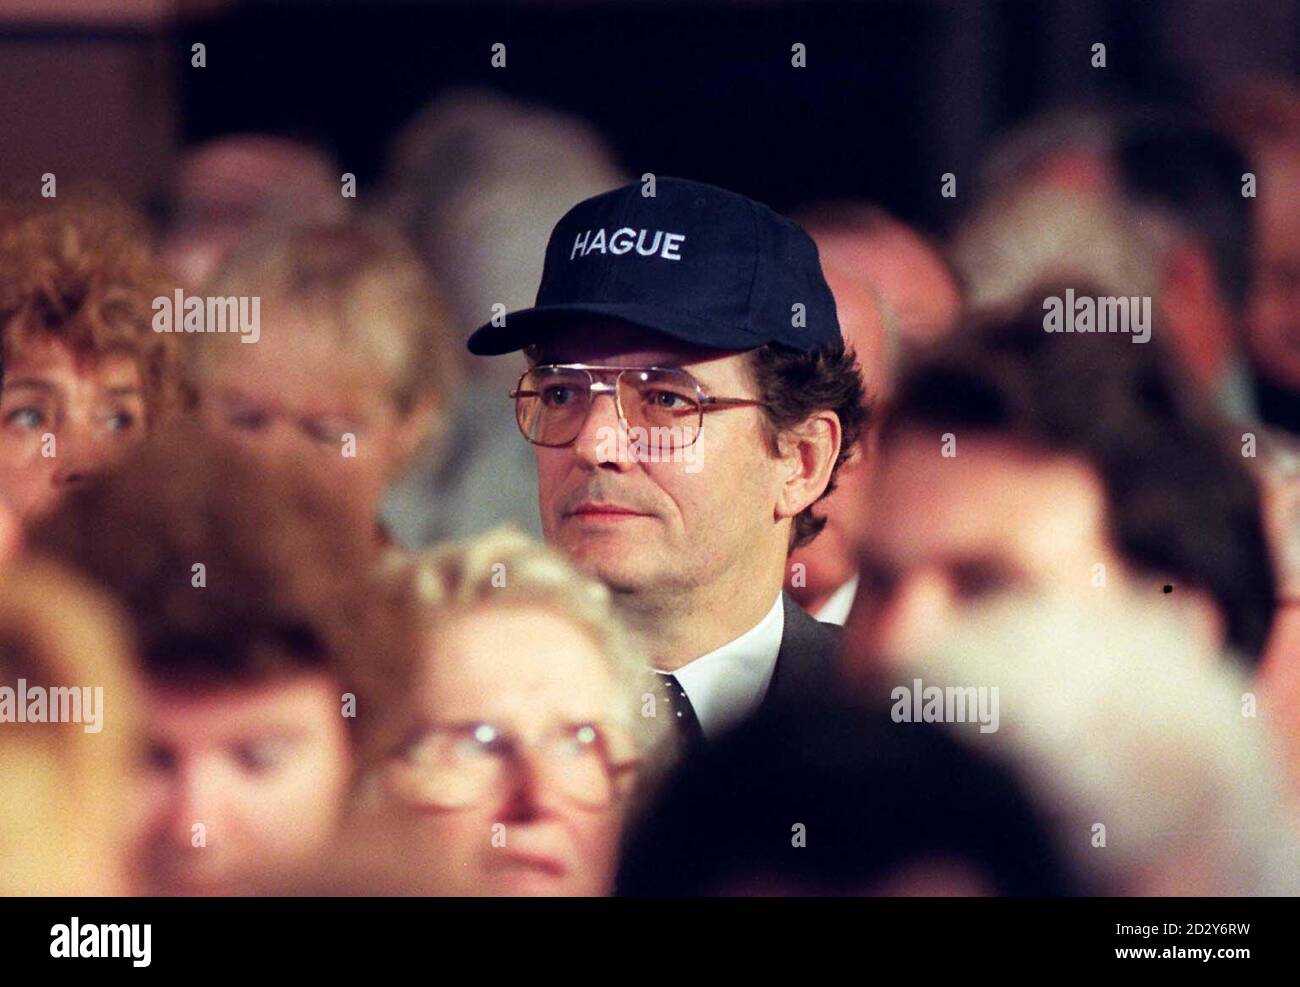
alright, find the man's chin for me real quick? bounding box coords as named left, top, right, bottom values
left=560, top=543, right=655, bottom=593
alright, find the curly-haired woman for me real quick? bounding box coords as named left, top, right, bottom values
left=0, top=194, right=186, bottom=522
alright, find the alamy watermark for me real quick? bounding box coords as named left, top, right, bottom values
left=890, top=677, right=1000, bottom=733
left=50, top=917, right=151, bottom=967
left=594, top=425, right=704, bottom=473
left=1042, top=289, right=1151, bottom=344
left=0, top=679, right=103, bottom=733
left=152, top=289, right=260, bottom=343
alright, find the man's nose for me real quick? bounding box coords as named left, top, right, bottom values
left=873, top=572, right=955, bottom=663
left=163, top=762, right=231, bottom=847
left=569, top=388, right=633, bottom=472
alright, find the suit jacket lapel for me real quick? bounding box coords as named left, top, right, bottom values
left=763, top=592, right=840, bottom=711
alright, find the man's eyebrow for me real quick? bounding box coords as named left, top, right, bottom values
left=945, top=553, right=1030, bottom=578
left=225, top=726, right=310, bottom=745
left=105, top=385, right=144, bottom=399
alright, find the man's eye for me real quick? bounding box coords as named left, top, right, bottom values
left=5, top=407, right=46, bottom=430
left=144, top=744, right=177, bottom=773
left=300, top=419, right=350, bottom=444
left=647, top=389, right=692, bottom=411
left=858, top=559, right=898, bottom=602
left=233, top=740, right=289, bottom=773
left=950, top=563, right=1017, bottom=602
left=225, top=405, right=269, bottom=431
left=541, top=385, right=576, bottom=407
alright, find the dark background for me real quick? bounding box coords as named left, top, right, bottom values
left=2, top=0, right=1296, bottom=230
left=174, top=0, right=1300, bottom=229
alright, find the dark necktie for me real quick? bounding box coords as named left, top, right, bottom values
left=659, top=672, right=705, bottom=747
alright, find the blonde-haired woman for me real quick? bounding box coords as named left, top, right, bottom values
left=0, top=559, right=141, bottom=895
left=349, top=527, right=668, bottom=896
left=194, top=221, right=459, bottom=547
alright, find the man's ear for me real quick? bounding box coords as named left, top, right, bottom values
left=774, top=410, right=842, bottom=523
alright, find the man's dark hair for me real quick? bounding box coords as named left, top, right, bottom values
left=27, top=421, right=416, bottom=698
left=749, top=341, right=868, bottom=551
left=883, top=290, right=1276, bottom=660
left=617, top=698, right=1082, bottom=896
left=1117, top=118, right=1254, bottom=313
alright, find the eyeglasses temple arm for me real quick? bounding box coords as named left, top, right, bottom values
left=699, top=396, right=768, bottom=409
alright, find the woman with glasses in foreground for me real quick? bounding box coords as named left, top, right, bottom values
left=344, top=527, right=669, bottom=896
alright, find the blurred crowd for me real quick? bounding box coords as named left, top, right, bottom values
left=0, top=78, right=1298, bottom=897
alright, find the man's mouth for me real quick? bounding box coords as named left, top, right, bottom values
left=565, top=501, right=653, bottom=522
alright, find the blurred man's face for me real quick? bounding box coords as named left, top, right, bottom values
left=160, top=137, right=347, bottom=287
left=785, top=263, right=884, bottom=609
left=388, top=608, right=629, bottom=896
left=824, top=226, right=961, bottom=351
left=1248, top=147, right=1300, bottom=390
left=138, top=672, right=351, bottom=895
left=0, top=337, right=147, bottom=522
left=843, top=432, right=1123, bottom=663
left=819, top=262, right=891, bottom=401
left=531, top=323, right=793, bottom=602
left=197, top=308, right=413, bottom=520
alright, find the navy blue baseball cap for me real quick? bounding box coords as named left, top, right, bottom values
left=466, top=177, right=841, bottom=355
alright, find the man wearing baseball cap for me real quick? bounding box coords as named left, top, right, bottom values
left=467, top=177, right=867, bottom=744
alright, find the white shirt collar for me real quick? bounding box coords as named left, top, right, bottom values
left=812, top=574, right=860, bottom=627
left=662, top=593, right=785, bottom=740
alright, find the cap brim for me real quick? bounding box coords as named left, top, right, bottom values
left=465, top=302, right=770, bottom=356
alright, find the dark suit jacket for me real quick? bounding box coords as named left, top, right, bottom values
left=662, top=594, right=841, bottom=752
left=760, top=592, right=841, bottom=712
